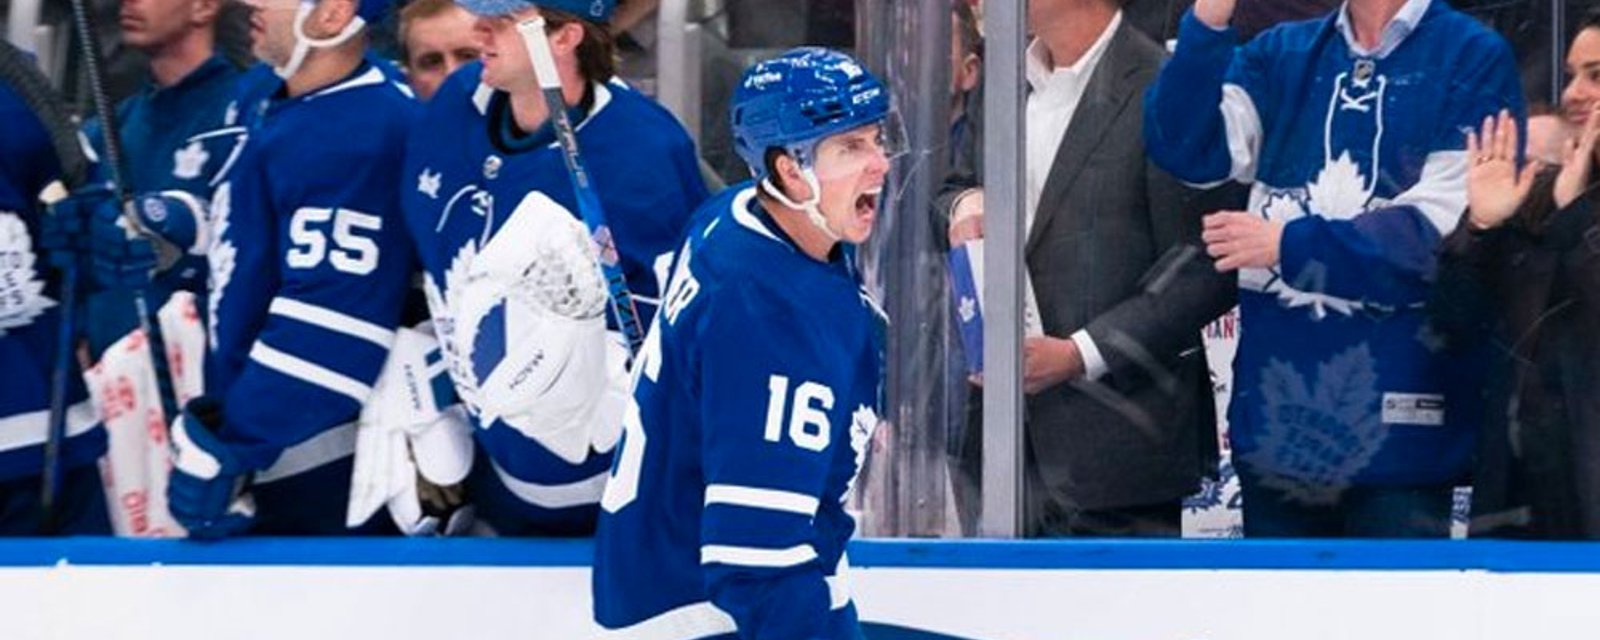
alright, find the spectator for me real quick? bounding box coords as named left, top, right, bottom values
left=1437, top=7, right=1600, bottom=539
left=949, top=0, right=983, bottom=175
left=397, top=0, right=480, bottom=100
left=939, top=0, right=1236, bottom=537
left=1144, top=0, right=1525, bottom=537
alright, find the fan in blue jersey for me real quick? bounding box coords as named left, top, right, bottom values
left=399, top=0, right=707, bottom=536
left=0, top=79, right=110, bottom=536
left=164, top=0, right=420, bottom=538
left=593, top=47, right=896, bottom=639
left=1143, top=0, right=1524, bottom=536
left=42, top=0, right=246, bottom=361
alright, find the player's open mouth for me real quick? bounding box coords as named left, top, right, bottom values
left=855, top=188, right=881, bottom=222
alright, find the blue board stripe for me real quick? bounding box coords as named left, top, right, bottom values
left=0, top=538, right=1596, bottom=572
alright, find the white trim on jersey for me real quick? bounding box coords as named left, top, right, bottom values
left=255, top=421, right=357, bottom=484
left=490, top=459, right=608, bottom=509
left=597, top=601, right=737, bottom=640
left=729, top=188, right=788, bottom=248
left=249, top=342, right=373, bottom=402
left=0, top=402, right=97, bottom=451
left=703, top=484, right=819, bottom=517
left=268, top=297, right=395, bottom=349
left=307, top=67, right=386, bottom=100
left=598, top=574, right=853, bottom=638
left=700, top=543, right=818, bottom=568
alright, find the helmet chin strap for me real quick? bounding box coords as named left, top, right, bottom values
left=759, top=167, right=840, bottom=243
left=275, top=0, right=367, bottom=79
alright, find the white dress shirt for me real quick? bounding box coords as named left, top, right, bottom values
left=1024, top=11, right=1122, bottom=382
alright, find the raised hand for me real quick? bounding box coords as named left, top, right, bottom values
left=1554, top=103, right=1600, bottom=209
left=1194, top=0, right=1238, bottom=30
left=1466, top=110, right=1541, bottom=230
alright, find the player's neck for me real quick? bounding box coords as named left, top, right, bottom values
left=762, top=198, right=838, bottom=263
left=146, top=31, right=215, bottom=88
left=1347, top=0, right=1408, bottom=51
left=505, top=75, right=587, bottom=133
left=285, top=45, right=364, bottom=98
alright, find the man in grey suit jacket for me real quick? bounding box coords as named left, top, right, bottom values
left=938, top=0, right=1238, bottom=537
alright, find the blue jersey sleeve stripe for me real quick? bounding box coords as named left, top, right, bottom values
left=700, top=543, right=818, bottom=568
left=248, top=342, right=372, bottom=402
left=703, top=484, right=819, bottom=516
left=268, top=297, right=395, bottom=349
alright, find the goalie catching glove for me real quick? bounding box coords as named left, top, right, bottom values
left=443, top=191, right=628, bottom=463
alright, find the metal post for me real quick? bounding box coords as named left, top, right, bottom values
left=656, top=0, right=703, bottom=143
left=979, top=0, right=1027, bottom=538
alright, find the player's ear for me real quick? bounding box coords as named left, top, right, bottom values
left=309, top=0, right=359, bottom=37
left=773, top=153, right=813, bottom=202
left=548, top=20, right=584, bottom=56
left=191, top=0, right=221, bottom=28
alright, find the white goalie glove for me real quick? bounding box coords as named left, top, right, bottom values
left=446, top=191, right=629, bottom=464
left=348, top=324, right=476, bottom=535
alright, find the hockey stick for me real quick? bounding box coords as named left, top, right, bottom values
left=0, top=39, right=91, bottom=534
left=49, top=0, right=182, bottom=531
left=515, top=16, right=645, bottom=359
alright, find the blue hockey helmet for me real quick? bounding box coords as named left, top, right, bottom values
left=730, top=47, right=894, bottom=180
left=454, top=0, right=614, bottom=21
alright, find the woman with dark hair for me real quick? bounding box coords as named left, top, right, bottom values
left=1441, top=6, right=1600, bottom=539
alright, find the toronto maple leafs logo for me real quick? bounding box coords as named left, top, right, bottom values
left=957, top=296, right=977, bottom=324
left=417, top=168, right=442, bottom=200
left=845, top=405, right=881, bottom=498
left=0, top=212, right=55, bottom=337
left=172, top=140, right=209, bottom=180
left=1240, top=344, right=1387, bottom=505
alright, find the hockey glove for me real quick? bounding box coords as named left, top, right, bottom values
left=39, top=184, right=103, bottom=271
left=167, top=397, right=256, bottom=539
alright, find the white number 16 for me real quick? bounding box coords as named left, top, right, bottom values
left=763, top=375, right=833, bottom=452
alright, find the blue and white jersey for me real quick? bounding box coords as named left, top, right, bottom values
left=80, top=56, right=246, bottom=353
left=593, top=184, right=886, bottom=639
left=0, top=80, right=104, bottom=482
left=399, top=63, right=706, bottom=531
left=1144, top=0, right=1523, bottom=491
left=205, top=60, right=418, bottom=482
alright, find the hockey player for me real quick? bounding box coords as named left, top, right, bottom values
left=46, top=0, right=244, bottom=358
left=1143, top=0, right=1524, bottom=536
left=0, top=79, right=110, bottom=535
left=399, top=0, right=707, bottom=535
left=592, top=48, right=893, bottom=638
left=163, top=0, right=419, bottom=538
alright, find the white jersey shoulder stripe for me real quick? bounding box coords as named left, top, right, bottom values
left=255, top=421, right=357, bottom=484
left=700, top=543, right=817, bottom=568
left=307, top=67, right=386, bottom=100
left=490, top=458, right=607, bottom=509
left=704, top=484, right=819, bottom=516
left=249, top=342, right=373, bottom=403
left=729, top=187, right=789, bottom=249
left=596, top=602, right=736, bottom=640
left=0, top=402, right=97, bottom=451
left=268, top=297, right=395, bottom=349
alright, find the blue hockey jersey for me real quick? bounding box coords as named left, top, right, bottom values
left=81, top=55, right=245, bottom=355
left=205, top=60, right=418, bottom=527
left=0, top=80, right=104, bottom=482
left=1144, top=0, right=1523, bottom=493
left=400, top=63, right=707, bottom=533
left=592, top=184, right=886, bottom=639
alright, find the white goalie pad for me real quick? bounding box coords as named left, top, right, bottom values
left=347, top=325, right=475, bottom=533
left=447, top=191, right=621, bottom=464
left=86, top=292, right=206, bottom=538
